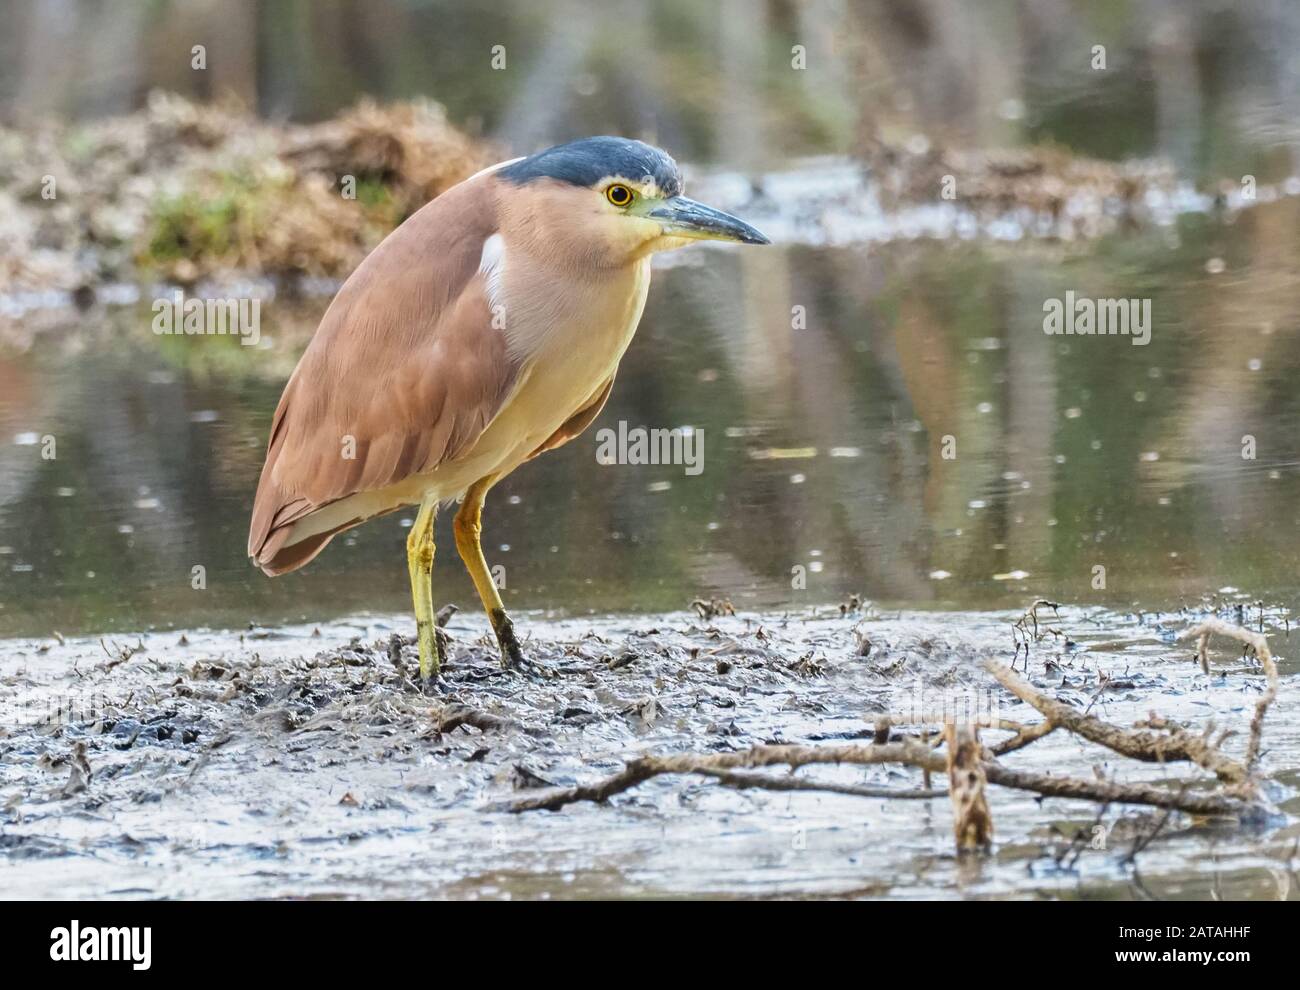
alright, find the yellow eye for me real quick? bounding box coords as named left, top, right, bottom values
left=605, top=183, right=634, bottom=207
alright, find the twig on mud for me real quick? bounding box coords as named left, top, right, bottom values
left=945, top=722, right=993, bottom=851
left=435, top=704, right=550, bottom=738
left=874, top=714, right=1057, bottom=757
left=980, top=762, right=1243, bottom=816
left=1052, top=803, right=1111, bottom=872
left=99, top=637, right=146, bottom=670
left=988, top=718, right=1056, bottom=756
left=488, top=735, right=1253, bottom=819
left=693, top=767, right=945, bottom=801
left=489, top=610, right=1278, bottom=856
left=1011, top=600, right=1062, bottom=653
left=984, top=658, right=1250, bottom=788
left=437, top=704, right=524, bottom=735
left=1119, top=796, right=1182, bottom=867
left=692, top=597, right=736, bottom=620
left=1177, top=619, right=1278, bottom=770
left=487, top=740, right=947, bottom=813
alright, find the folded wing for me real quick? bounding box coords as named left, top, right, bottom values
left=248, top=180, right=519, bottom=575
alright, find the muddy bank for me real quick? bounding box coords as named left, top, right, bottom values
left=4, top=92, right=1288, bottom=314
left=1, top=601, right=1296, bottom=899
left=0, top=92, right=491, bottom=297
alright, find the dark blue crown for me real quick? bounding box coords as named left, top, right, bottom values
left=499, top=136, right=682, bottom=196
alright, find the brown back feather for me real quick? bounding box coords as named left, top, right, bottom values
left=248, top=175, right=519, bottom=575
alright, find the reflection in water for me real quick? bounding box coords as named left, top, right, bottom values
left=4, top=198, right=1300, bottom=638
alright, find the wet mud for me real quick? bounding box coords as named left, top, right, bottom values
left=2, top=601, right=1296, bottom=899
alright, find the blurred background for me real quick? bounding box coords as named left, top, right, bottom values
left=6, top=0, right=1300, bottom=175
left=3, top=0, right=1300, bottom=636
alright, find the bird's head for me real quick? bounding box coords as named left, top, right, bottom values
left=495, top=136, right=770, bottom=268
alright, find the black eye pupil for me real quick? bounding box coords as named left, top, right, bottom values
left=611, top=186, right=629, bottom=203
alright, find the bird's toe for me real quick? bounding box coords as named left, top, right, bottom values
left=417, top=673, right=450, bottom=695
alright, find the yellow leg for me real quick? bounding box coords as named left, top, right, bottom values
left=406, top=493, right=441, bottom=679
left=453, top=475, right=525, bottom=668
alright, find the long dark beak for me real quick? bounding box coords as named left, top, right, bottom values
left=648, top=195, right=771, bottom=245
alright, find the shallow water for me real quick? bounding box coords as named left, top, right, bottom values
left=4, top=184, right=1300, bottom=635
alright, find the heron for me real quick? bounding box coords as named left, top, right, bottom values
left=248, top=136, right=769, bottom=682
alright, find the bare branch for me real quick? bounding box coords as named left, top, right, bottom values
left=988, top=718, right=1057, bottom=755
left=692, top=767, right=945, bottom=800
left=984, top=658, right=1248, bottom=786
left=482, top=612, right=1279, bottom=854
left=1177, top=619, right=1279, bottom=770
left=488, top=738, right=1255, bottom=819
left=945, top=723, right=993, bottom=850
left=981, top=763, right=1245, bottom=817
left=487, top=740, right=946, bottom=813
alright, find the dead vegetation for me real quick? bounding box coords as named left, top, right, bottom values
left=690, top=597, right=735, bottom=620
left=493, top=612, right=1285, bottom=854
left=1010, top=599, right=1072, bottom=657
left=3, top=600, right=1291, bottom=894
left=859, top=133, right=1181, bottom=238
left=0, top=91, right=492, bottom=294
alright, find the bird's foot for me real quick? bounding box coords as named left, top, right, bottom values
left=417, top=673, right=450, bottom=695
left=414, top=615, right=446, bottom=684
left=491, top=608, right=550, bottom=678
